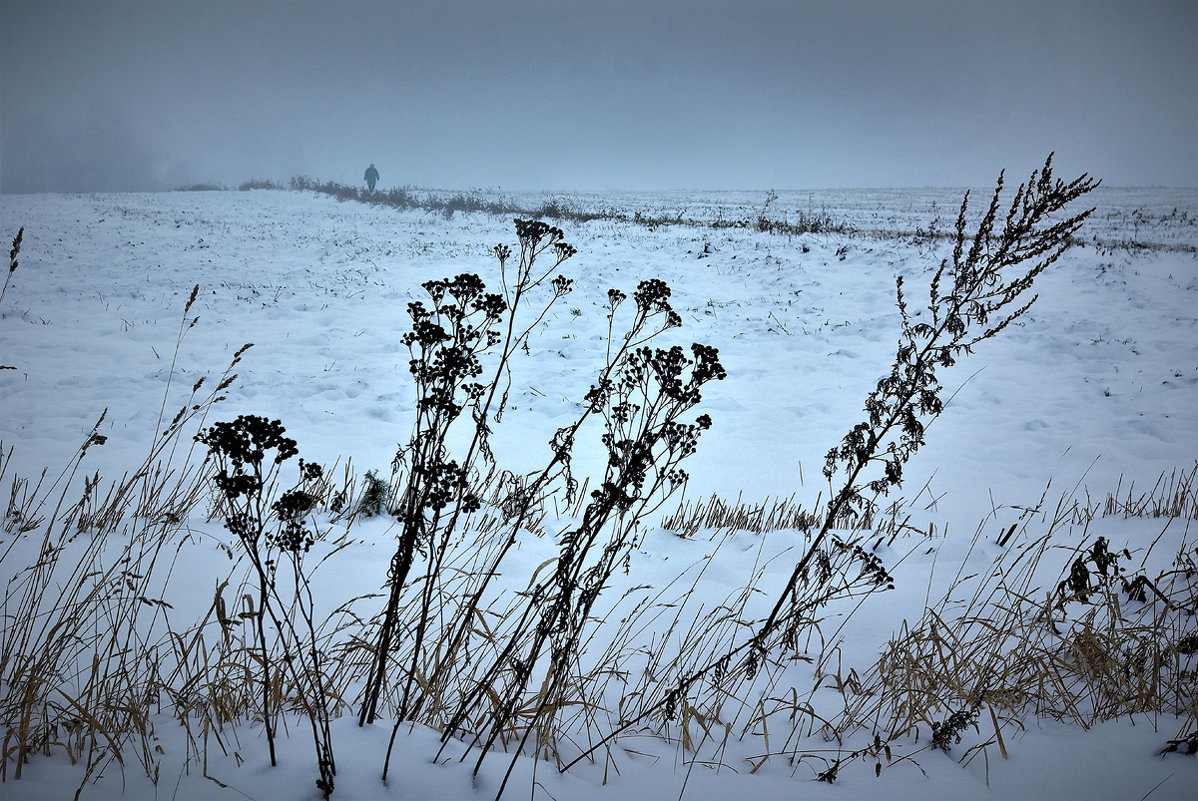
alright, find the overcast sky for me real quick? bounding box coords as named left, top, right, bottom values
left=2, top=0, right=1195, bottom=193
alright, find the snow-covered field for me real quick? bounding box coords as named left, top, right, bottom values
left=1, top=183, right=1196, bottom=800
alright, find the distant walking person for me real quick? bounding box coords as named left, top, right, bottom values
left=364, top=163, right=379, bottom=192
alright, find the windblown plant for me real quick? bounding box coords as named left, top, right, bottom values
left=559, top=154, right=1102, bottom=776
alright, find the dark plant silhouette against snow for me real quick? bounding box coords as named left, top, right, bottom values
left=357, top=221, right=579, bottom=730
left=561, top=153, right=1103, bottom=779
left=752, top=153, right=1101, bottom=667
left=433, top=284, right=725, bottom=797
left=1, top=226, right=21, bottom=306
left=347, top=219, right=727, bottom=794
left=197, top=415, right=337, bottom=797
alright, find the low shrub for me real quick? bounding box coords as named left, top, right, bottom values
left=174, top=183, right=226, bottom=192
left=238, top=178, right=281, bottom=191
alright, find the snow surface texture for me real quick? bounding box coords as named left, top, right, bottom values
left=0, top=186, right=1195, bottom=800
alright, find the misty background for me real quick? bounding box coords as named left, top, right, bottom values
left=2, top=0, right=1195, bottom=194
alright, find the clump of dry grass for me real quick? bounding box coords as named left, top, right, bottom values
left=0, top=288, right=245, bottom=794
left=662, top=493, right=820, bottom=537
left=1100, top=464, right=1198, bottom=520
left=661, top=487, right=933, bottom=543
left=829, top=472, right=1197, bottom=779
left=0, top=281, right=360, bottom=796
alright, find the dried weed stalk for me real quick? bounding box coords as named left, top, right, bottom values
left=560, top=154, right=1100, bottom=777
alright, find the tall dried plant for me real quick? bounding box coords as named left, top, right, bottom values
left=561, top=154, right=1101, bottom=780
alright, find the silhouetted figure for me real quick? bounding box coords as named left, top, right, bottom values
left=364, top=164, right=379, bottom=192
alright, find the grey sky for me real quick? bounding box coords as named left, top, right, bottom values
left=2, top=0, right=1195, bottom=193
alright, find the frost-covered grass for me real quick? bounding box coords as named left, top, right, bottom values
left=1, top=178, right=1196, bottom=801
